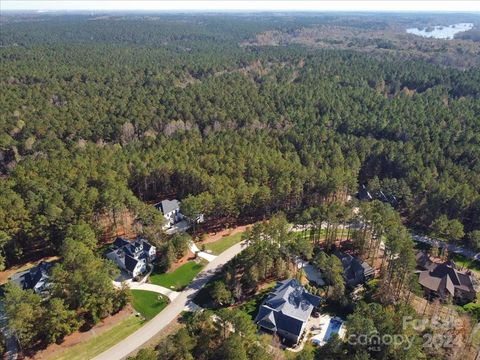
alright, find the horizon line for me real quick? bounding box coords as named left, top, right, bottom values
left=3, top=1, right=480, bottom=13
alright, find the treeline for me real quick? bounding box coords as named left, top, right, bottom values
left=2, top=223, right=129, bottom=353
left=0, top=16, right=479, bottom=269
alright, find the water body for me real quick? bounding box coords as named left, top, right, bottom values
left=406, top=23, right=474, bottom=39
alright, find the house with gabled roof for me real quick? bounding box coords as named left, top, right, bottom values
left=106, top=237, right=156, bottom=278
left=254, top=279, right=321, bottom=344
left=334, top=251, right=375, bottom=287
left=10, top=261, right=53, bottom=295
left=155, top=199, right=184, bottom=229
left=416, top=252, right=476, bottom=304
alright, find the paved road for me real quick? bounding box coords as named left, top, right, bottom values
left=93, top=240, right=249, bottom=360
left=292, top=223, right=479, bottom=261
left=411, top=233, right=478, bottom=260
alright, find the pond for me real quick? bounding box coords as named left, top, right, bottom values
left=406, top=23, right=474, bottom=39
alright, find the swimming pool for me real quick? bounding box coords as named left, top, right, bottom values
left=323, top=318, right=343, bottom=342
left=311, top=317, right=344, bottom=346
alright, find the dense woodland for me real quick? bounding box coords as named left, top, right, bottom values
left=1, top=14, right=480, bottom=269
left=1, top=12, right=480, bottom=359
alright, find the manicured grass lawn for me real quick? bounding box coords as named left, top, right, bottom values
left=130, top=290, right=169, bottom=320
left=150, top=261, right=205, bottom=290
left=238, top=281, right=276, bottom=320
left=203, top=232, right=244, bottom=255
left=50, top=316, right=144, bottom=360
left=294, top=228, right=350, bottom=242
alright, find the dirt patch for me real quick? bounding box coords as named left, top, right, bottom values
left=30, top=306, right=135, bottom=360
left=96, top=208, right=137, bottom=244
left=198, top=224, right=251, bottom=246
left=169, top=249, right=197, bottom=271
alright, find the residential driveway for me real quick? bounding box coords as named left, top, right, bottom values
left=189, top=242, right=217, bottom=262
left=165, top=220, right=191, bottom=235
left=113, top=281, right=180, bottom=301
left=93, top=240, right=249, bottom=360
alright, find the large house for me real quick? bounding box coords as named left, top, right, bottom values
left=155, top=199, right=183, bottom=229
left=416, top=252, right=476, bottom=304
left=255, top=279, right=322, bottom=344
left=10, top=261, right=53, bottom=295
left=106, top=237, right=156, bottom=278
left=334, top=251, right=375, bottom=287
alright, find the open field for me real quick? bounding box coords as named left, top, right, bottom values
left=131, top=290, right=169, bottom=320
left=150, top=261, right=205, bottom=291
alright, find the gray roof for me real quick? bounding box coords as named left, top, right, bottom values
left=416, top=251, right=438, bottom=271
left=124, top=255, right=139, bottom=272
left=113, top=237, right=130, bottom=249
left=418, top=259, right=475, bottom=296
left=255, top=279, right=321, bottom=337
left=157, top=199, right=180, bottom=214
left=334, top=251, right=374, bottom=286
left=106, top=237, right=155, bottom=273
left=10, top=261, right=53, bottom=292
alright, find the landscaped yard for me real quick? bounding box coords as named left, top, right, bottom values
left=294, top=228, right=351, bottom=242
left=50, top=316, right=144, bottom=360
left=238, top=281, right=276, bottom=320
left=203, top=232, right=244, bottom=255
left=130, top=290, right=169, bottom=320
left=150, top=260, right=205, bottom=290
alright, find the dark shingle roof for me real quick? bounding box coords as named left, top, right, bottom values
left=418, top=261, right=475, bottom=296
left=255, top=279, right=321, bottom=337
left=10, top=261, right=52, bottom=291
left=334, top=251, right=374, bottom=285
left=113, top=237, right=130, bottom=249
left=124, top=255, right=139, bottom=273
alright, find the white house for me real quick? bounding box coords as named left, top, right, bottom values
left=155, top=199, right=184, bottom=229
left=106, top=237, right=156, bottom=278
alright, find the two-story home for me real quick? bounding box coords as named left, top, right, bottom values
left=255, top=278, right=322, bottom=345
left=155, top=199, right=184, bottom=229
left=10, top=261, right=53, bottom=295
left=106, top=237, right=156, bottom=278
left=416, top=251, right=476, bottom=304
left=334, top=251, right=375, bottom=287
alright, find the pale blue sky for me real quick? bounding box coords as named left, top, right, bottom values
left=2, top=1, right=480, bottom=12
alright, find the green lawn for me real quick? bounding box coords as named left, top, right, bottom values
left=50, top=316, right=144, bottom=360
left=203, top=232, right=244, bottom=255
left=238, top=282, right=276, bottom=320
left=294, top=228, right=350, bottom=241
left=130, top=290, right=169, bottom=320
left=150, top=261, right=205, bottom=290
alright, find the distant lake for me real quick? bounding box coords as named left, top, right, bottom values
left=406, top=23, right=474, bottom=39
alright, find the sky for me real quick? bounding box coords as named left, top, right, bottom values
left=2, top=1, right=480, bottom=13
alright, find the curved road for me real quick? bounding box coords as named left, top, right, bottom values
left=93, top=240, right=249, bottom=360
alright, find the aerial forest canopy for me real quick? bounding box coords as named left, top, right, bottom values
left=0, top=13, right=479, bottom=267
